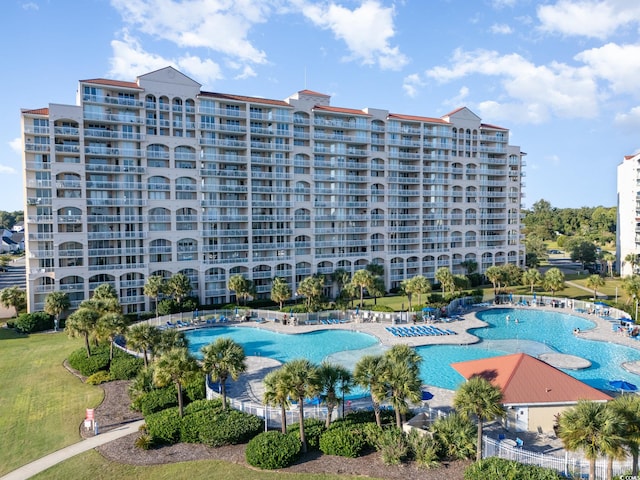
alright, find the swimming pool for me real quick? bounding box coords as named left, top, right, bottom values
left=184, top=308, right=640, bottom=392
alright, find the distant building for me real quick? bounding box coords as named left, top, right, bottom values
left=21, top=66, right=525, bottom=313
left=617, top=153, right=640, bottom=277
left=452, top=353, right=612, bottom=434
left=11, top=222, right=24, bottom=233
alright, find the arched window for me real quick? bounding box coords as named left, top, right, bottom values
left=150, top=239, right=172, bottom=262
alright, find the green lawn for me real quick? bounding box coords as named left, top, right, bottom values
left=32, top=450, right=369, bottom=480
left=0, top=329, right=103, bottom=476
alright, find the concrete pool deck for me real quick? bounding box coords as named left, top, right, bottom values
left=211, top=303, right=640, bottom=408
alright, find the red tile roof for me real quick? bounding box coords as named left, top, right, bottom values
left=199, top=91, right=291, bottom=107
left=389, top=113, right=449, bottom=124
left=443, top=107, right=466, bottom=117
left=451, top=353, right=612, bottom=405
left=21, top=108, right=49, bottom=115
left=298, top=89, right=330, bottom=97
left=312, top=105, right=371, bottom=116
left=480, top=122, right=508, bottom=131
left=80, top=78, right=142, bottom=89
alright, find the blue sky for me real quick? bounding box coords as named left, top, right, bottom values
left=3, top=0, right=640, bottom=212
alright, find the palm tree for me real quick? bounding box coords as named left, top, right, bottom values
left=365, top=263, right=384, bottom=277
left=586, top=274, right=605, bottom=301
left=0, top=286, right=26, bottom=317
left=281, top=359, right=320, bottom=453
left=331, top=268, right=351, bottom=294
left=608, top=394, right=640, bottom=475
left=369, top=276, right=386, bottom=306
left=92, top=282, right=118, bottom=300
left=412, top=275, right=431, bottom=307
left=153, top=347, right=199, bottom=417
left=622, top=275, right=640, bottom=306
left=435, top=267, right=455, bottom=296
left=460, top=259, right=478, bottom=275
left=354, top=354, right=386, bottom=427
left=557, top=400, right=622, bottom=480
left=95, top=312, right=128, bottom=361
left=65, top=307, right=100, bottom=358
left=156, top=328, right=188, bottom=356
left=144, top=275, right=166, bottom=318
left=263, top=369, right=292, bottom=434
left=317, top=361, right=352, bottom=428
left=400, top=277, right=416, bottom=312
left=127, top=323, right=161, bottom=367
left=270, top=276, right=292, bottom=310
left=201, top=337, right=247, bottom=410
left=521, top=269, right=542, bottom=294
left=543, top=267, right=566, bottom=296
left=296, top=275, right=324, bottom=312
left=382, top=345, right=422, bottom=427
left=228, top=273, right=253, bottom=306
left=44, top=291, right=70, bottom=331
left=484, top=266, right=503, bottom=295
left=168, top=273, right=192, bottom=311
left=625, top=253, right=639, bottom=275
left=453, top=376, right=504, bottom=461
left=602, top=252, right=616, bottom=278
left=351, top=269, right=374, bottom=308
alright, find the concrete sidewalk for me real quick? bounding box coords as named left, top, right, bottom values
left=0, top=420, right=144, bottom=480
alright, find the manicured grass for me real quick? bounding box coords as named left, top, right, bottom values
left=0, top=329, right=103, bottom=476
left=32, top=450, right=371, bottom=480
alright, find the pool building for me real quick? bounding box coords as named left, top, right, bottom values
left=21, top=66, right=525, bottom=314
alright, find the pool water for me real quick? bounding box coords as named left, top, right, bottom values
left=185, top=308, right=640, bottom=393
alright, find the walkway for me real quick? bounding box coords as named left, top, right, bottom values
left=0, top=420, right=144, bottom=480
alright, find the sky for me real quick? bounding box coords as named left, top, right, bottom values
left=2, top=0, right=640, bottom=212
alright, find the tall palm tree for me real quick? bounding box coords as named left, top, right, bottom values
left=354, top=354, right=386, bottom=427
left=0, top=286, right=26, bottom=318
left=281, top=359, right=320, bottom=453
left=127, top=323, right=161, bottom=367
left=608, top=394, right=640, bottom=475
left=543, top=267, right=566, bottom=296
left=263, top=369, right=292, bottom=434
left=625, top=253, right=639, bottom=275
left=156, top=328, right=188, bottom=356
left=435, top=267, right=455, bottom=296
left=586, top=274, right=605, bottom=301
left=351, top=269, right=374, bottom=308
left=557, top=400, right=621, bottom=480
left=270, top=276, right=292, bottom=310
left=521, top=268, right=542, bottom=294
left=411, top=275, right=431, bottom=307
left=296, top=275, right=324, bottom=312
left=144, top=275, right=166, bottom=318
left=168, top=273, right=192, bottom=311
left=382, top=345, right=422, bottom=427
left=201, top=337, right=247, bottom=410
left=317, top=361, right=352, bottom=428
left=453, top=376, right=504, bottom=461
left=153, top=347, right=199, bottom=417
left=484, top=266, right=503, bottom=295
left=400, top=277, right=416, bottom=312
left=95, top=312, right=128, bottom=361
left=228, top=273, right=253, bottom=306
left=622, top=275, right=640, bottom=307
left=602, top=252, right=616, bottom=278
left=65, top=307, right=100, bottom=358
left=44, top=291, right=70, bottom=331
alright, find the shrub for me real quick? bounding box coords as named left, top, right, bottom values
left=180, top=409, right=210, bottom=443
left=245, top=431, right=301, bottom=470
left=14, top=312, right=52, bottom=333
left=133, top=387, right=178, bottom=415
left=85, top=371, right=112, bottom=385
left=109, top=355, right=144, bottom=380
left=361, top=422, right=384, bottom=449
left=145, top=408, right=182, bottom=444
left=407, top=429, right=439, bottom=469
left=432, top=412, right=476, bottom=460
left=184, top=398, right=223, bottom=415
left=376, top=428, right=409, bottom=466
left=183, top=372, right=206, bottom=402
left=157, top=298, right=179, bottom=315
left=369, top=304, right=394, bottom=312
left=199, top=409, right=263, bottom=447
left=288, top=418, right=325, bottom=451
left=68, top=346, right=111, bottom=376
left=319, top=425, right=367, bottom=458
left=134, top=434, right=154, bottom=450
left=464, top=457, right=563, bottom=480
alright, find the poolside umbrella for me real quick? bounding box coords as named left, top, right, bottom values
left=609, top=380, right=638, bottom=393
left=509, top=293, right=513, bottom=302
left=421, top=390, right=434, bottom=401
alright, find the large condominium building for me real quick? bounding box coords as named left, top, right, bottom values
left=617, top=152, right=640, bottom=277
left=22, top=66, right=525, bottom=314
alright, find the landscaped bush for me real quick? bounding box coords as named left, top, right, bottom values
left=132, top=386, right=178, bottom=415
left=85, top=371, right=112, bottom=385
left=157, top=298, right=179, bottom=315
left=184, top=398, right=223, bottom=415
left=68, top=346, right=111, bottom=376
left=319, top=424, right=367, bottom=458
left=145, top=408, right=182, bottom=444
left=376, top=427, right=409, bottom=465
left=406, top=429, right=440, bottom=469
left=183, top=372, right=206, bottom=402
left=288, top=418, right=326, bottom=451
left=369, top=304, right=394, bottom=312
left=431, top=412, right=476, bottom=460
left=179, top=409, right=210, bottom=443
left=14, top=312, right=52, bottom=333
left=198, top=408, right=263, bottom=447
left=109, top=355, right=144, bottom=380
left=245, top=431, right=301, bottom=470
left=464, top=457, right=563, bottom=480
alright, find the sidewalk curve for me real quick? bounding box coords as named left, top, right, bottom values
left=0, top=420, right=144, bottom=480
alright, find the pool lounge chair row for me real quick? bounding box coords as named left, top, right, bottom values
left=321, top=318, right=348, bottom=325
left=386, top=325, right=456, bottom=337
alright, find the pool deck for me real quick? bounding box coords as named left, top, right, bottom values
left=206, top=303, right=640, bottom=411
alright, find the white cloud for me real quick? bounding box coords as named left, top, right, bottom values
left=297, top=0, right=408, bottom=70
left=0, top=165, right=17, bottom=175
left=537, top=0, right=640, bottom=39
left=545, top=154, right=561, bottom=165
left=234, top=65, right=257, bottom=80
left=9, top=138, right=22, bottom=155
left=402, top=73, right=425, bottom=98
left=109, top=31, right=223, bottom=86
left=492, top=0, right=517, bottom=7
left=21, top=2, right=39, bottom=10
left=575, top=43, right=640, bottom=96
left=427, top=48, right=599, bottom=123
left=490, top=23, right=513, bottom=34
left=615, top=106, right=640, bottom=131
left=110, top=0, right=270, bottom=63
